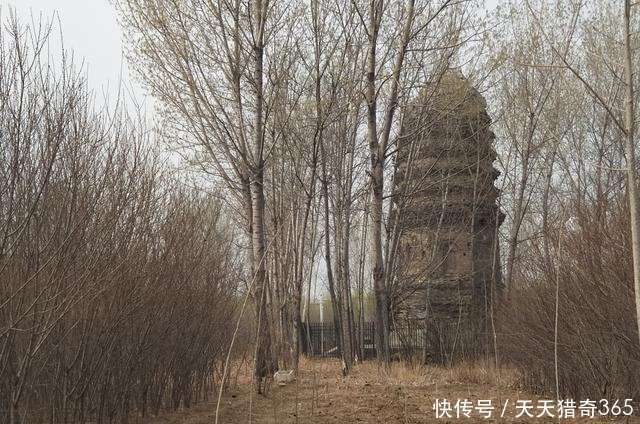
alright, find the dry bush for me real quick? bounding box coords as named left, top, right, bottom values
left=500, top=198, right=640, bottom=401
left=0, top=16, right=243, bottom=424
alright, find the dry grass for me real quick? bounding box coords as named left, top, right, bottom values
left=143, top=358, right=639, bottom=424
left=353, top=358, right=519, bottom=387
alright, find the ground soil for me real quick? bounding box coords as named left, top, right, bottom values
left=144, top=359, right=640, bottom=424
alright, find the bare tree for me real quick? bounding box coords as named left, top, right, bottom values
left=0, top=12, right=244, bottom=423
left=622, top=0, right=640, bottom=347
left=357, top=0, right=477, bottom=365
left=522, top=0, right=640, bottom=345
left=115, top=0, right=305, bottom=391
left=495, top=0, right=640, bottom=399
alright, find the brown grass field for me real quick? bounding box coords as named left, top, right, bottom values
left=144, top=358, right=640, bottom=424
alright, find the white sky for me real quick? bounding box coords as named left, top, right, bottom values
left=1, top=0, right=149, bottom=111
left=2, top=0, right=501, bottom=114
left=2, top=0, right=502, bottom=302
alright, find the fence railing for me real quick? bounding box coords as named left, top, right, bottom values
left=299, top=321, right=426, bottom=360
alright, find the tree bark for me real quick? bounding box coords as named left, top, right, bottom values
left=367, top=0, right=415, bottom=366
left=622, top=0, right=640, bottom=347
left=251, top=0, right=273, bottom=392
left=366, top=0, right=389, bottom=365
left=320, top=138, right=344, bottom=362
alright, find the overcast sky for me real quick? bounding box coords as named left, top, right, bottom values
left=2, top=0, right=148, bottom=110
left=2, top=0, right=501, bottom=113
left=2, top=0, right=501, bottom=301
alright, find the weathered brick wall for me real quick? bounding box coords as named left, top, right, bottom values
left=393, top=71, right=504, bottom=362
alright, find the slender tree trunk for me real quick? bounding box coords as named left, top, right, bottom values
left=293, top=168, right=316, bottom=374
left=366, top=0, right=388, bottom=366
left=504, top=152, right=529, bottom=293
left=320, top=137, right=343, bottom=361
left=366, top=0, right=415, bottom=366
left=339, top=208, right=354, bottom=372
left=370, top=163, right=389, bottom=365
left=357, top=208, right=369, bottom=360
left=367, top=91, right=390, bottom=365
left=622, top=0, right=640, bottom=347
left=251, top=0, right=273, bottom=392
left=541, top=148, right=558, bottom=272
left=251, top=170, right=272, bottom=392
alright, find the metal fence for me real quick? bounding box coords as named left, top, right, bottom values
left=300, top=320, right=495, bottom=363
left=300, top=322, right=355, bottom=358
left=300, top=321, right=426, bottom=360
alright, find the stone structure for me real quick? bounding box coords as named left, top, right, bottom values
left=392, top=71, right=503, bottom=361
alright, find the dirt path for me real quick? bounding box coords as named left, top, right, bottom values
left=145, top=359, right=639, bottom=424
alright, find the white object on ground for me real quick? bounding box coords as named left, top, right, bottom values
left=274, top=370, right=295, bottom=386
